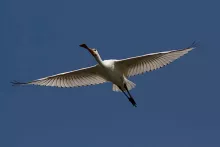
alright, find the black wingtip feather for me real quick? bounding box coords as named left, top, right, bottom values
left=187, top=40, right=200, bottom=49
left=11, top=80, right=27, bottom=86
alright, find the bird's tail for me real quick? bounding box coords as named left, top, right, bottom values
left=112, top=79, right=136, bottom=92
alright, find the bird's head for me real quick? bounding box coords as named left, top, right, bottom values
left=79, top=44, right=98, bottom=57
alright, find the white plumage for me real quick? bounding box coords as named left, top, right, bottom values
left=12, top=42, right=197, bottom=107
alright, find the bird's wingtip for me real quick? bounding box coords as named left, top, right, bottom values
left=11, top=80, right=27, bottom=86
left=187, top=40, right=200, bottom=49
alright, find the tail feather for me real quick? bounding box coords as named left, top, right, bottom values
left=112, top=79, right=136, bottom=92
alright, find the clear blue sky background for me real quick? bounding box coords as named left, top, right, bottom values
left=1, top=0, right=220, bottom=146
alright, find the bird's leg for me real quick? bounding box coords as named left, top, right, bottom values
left=124, top=84, right=137, bottom=107
left=118, top=85, right=137, bottom=107
left=118, top=86, right=130, bottom=99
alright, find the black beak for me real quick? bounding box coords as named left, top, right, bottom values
left=79, top=43, right=95, bottom=55
left=79, top=44, right=90, bottom=50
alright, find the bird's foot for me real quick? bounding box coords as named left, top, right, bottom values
left=128, top=98, right=137, bottom=107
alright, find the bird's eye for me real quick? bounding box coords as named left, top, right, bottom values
left=93, top=49, right=97, bottom=52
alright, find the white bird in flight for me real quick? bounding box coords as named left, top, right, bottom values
left=12, top=42, right=197, bottom=107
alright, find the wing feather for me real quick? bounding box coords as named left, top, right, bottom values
left=12, top=65, right=108, bottom=88
left=116, top=46, right=195, bottom=77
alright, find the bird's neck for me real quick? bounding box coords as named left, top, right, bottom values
left=94, top=54, right=104, bottom=66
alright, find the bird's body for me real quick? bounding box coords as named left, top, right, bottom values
left=12, top=42, right=198, bottom=107
left=98, top=60, right=125, bottom=89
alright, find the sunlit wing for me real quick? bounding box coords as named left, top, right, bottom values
left=12, top=65, right=108, bottom=88
left=116, top=43, right=197, bottom=77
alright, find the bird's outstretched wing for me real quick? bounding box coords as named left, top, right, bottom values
left=12, top=65, right=108, bottom=88
left=115, top=42, right=198, bottom=77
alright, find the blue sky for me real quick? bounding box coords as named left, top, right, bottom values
left=1, top=0, right=220, bottom=146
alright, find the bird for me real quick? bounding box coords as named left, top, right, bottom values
left=12, top=41, right=198, bottom=107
